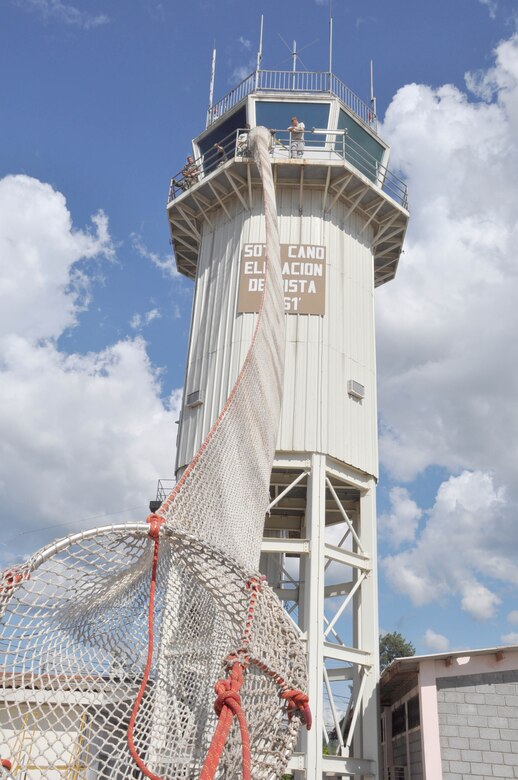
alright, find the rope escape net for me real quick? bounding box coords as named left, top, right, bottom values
left=0, top=127, right=309, bottom=780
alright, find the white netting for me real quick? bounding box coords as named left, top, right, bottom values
left=159, top=127, right=286, bottom=572
left=0, top=128, right=308, bottom=780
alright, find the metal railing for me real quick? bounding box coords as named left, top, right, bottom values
left=155, top=479, right=175, bottom=504
left=206, top=69, right=377, bottom=132
left=258, top=69, right=331, bottom=94
left=386, top=767, right=407, bottom=780
left=206, top=72, right=256, bottom=126
left=168, top=128, right=408, bottom=209
left=330, top=74, right=376, bottom=128
left=168, top=128, right=240, bottom=200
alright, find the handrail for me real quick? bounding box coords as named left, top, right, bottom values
left=168, top=128, right=408, bottom=209
left=206, top=69, right=377, bottom=132
left=168, top=128, right=240, bottom=200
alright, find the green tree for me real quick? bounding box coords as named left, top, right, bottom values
left=379, top=631, right=415, bottom=672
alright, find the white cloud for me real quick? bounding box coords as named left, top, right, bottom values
left=379, top=486, right=422, bottom=547
left=376, top=31, right=518, bottom=626
left=507, top=610, right=518, bottom=625
left=378, top=32, right=518, bottom=488
left=131, top=233, right=180, bottom=279
left=501, top=632, right=518, bottom=644
left=377, top=31, right=518, bottom=623
left=382, top=471, right=511, bottom=620
left=230, top=57, right=256, bottom=84
left=479, top=0, right=497, bottom=19
left=423, top=629, right=450, bottom=652
left=466, top=32, right=518, bottom=111
left=12, top=0, right=109, bottom=28
left=238, top=36, right=251, bottom=50
left=355, top=16, right=377, bottom=30
left=0, top=176, right=114, bottom=341
left=460, top=582, right=501, bottom=620
left=130, top=308, right=161, bottom=330
left=0, top=175, right=180, bottom=563
left=0, top=336, right=179, bottom=545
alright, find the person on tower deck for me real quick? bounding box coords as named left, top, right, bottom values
left=213, top=143, right=228, bottom=166
left=287, top=116, right=305, bottom=158
left=180, top=156, right=199, bottom=189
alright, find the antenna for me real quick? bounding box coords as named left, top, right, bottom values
left=256, top=15, right=264, bottom=72
left=275, top=33, right=317, bottom=71
left=329, top=15, right=333, bottom=74
left=370, top=59, right=377, bottom=118
left=255, top=15, right=264, bottom=90
left=208, top=45, right=217, bottom=112
left=329, top=0, right=333, bottom=74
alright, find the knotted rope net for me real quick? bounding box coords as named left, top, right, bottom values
left=0, top=127, right=309, bottom=780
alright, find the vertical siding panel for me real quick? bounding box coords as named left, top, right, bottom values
left=176, top=183, right=380, bottom=479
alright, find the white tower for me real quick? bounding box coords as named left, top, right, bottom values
left=167, top=67, right=408, bottom=779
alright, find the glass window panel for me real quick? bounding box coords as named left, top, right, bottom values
left=255, top=101, right=330, bottom=145
left=338, top=109, right=385, bottom=183
left=407, top=695, right=420, bottom=730
left=391, top=703, right=406, bottom=737
left=197, top=106, right=247, bottom=175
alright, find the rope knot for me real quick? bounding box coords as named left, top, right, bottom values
left=245, top=575, right=265, bottom=592
left=280, top=689, right=312, bottom=730
left=201, top=661, right=250, bottom=780
left=2, top=568, right=28, bottom=593
left=225, top=651, right=250, bottom=669
left=146, top=513, right=164, bottom=540
left=213, top=680, right=242, bottom=716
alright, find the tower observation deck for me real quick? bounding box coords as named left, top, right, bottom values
left=167, top=67, right=409, bottom=779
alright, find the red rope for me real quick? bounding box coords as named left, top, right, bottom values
left=1, top=569, right=27, bottom=593
left=199, top=662, right=251, bottom=780
left=127, top=514, right=164, bottom=780
left=198, top=576, right=311, bottom=779
left=126, top=527, right=310, bottom=780
left=280, top=689, right=312, bottom=730
left=198, top=578, right=262, bottom=780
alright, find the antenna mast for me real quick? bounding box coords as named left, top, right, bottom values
left=255, top=15, right=264, bottom=89
left=329, top=3, right=333, bottom=74
left=256, top=15, right=264, bottom=71
left=370, top=59, right=377, bottom=119
left=208, top=45, right=216, bottom=114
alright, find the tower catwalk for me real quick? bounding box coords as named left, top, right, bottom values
left=168, top=67, right=408, bottom=779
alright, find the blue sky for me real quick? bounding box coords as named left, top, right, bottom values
left=1, top=0, right=518, bottom=657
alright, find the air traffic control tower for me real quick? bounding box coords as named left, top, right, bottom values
left=166, top=65, right=408, bottom=779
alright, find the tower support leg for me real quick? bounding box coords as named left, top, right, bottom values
left=263, top=454, right=379, bottom=779
left=301, top=453, right=326, bottom=778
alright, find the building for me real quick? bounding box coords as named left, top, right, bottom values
left=380, top=645, right=518, bottom=780
left=167, top=59, right=408, bottom=778
left=0, top=668, right=153, bottom=778
left=0, top=671, right=106, bottom=779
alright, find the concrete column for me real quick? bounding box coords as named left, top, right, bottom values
left=418, top=660, right=442, bottom=780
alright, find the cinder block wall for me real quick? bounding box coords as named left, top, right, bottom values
left=437, top=669, right=518, bottom=779
left=386, top=724, right=423, bottom=778
left=408, top=729, right=423, bottom=779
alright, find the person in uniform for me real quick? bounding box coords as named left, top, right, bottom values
left=287, top=116, right=305, bottom=158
